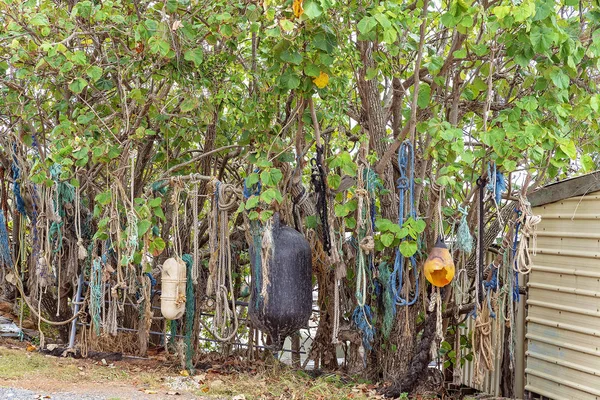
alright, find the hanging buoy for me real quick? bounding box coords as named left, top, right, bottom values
left=249, top=213, right=312, bottom=350
left=424, top=236, right=455, bottom=287
left=161, top=257, right=186, bottom=320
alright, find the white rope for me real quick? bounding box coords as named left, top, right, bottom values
left=192, top=182, right=200, bottom=285
left=428, top=288, right=443, bottom=359
left=514, top=195, right=541, bottom=275
left=204, top=181, right=241, bottom=342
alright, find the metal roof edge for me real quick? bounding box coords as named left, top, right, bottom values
left=528, top=170, right=600, bottom=207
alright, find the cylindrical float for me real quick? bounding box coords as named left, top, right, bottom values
left=249, top=213, right=313, bottom=350
left=161, top=257, right=186, bottom=320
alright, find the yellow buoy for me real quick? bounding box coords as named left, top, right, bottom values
left=424, top=237, right=455, bottom=287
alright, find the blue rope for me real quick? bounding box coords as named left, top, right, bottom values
left=352, top=305, right=375, bottom=351
left=243, top=174, right=262, bottom=199
left=487, top=163, right=506, bottom=205
left=390, top=141, right=419, bottom=307
left=483, top=263, right=499, bottom=319
left=0, top=210, right=12, bottom=268
left=11, top=148, right=27, bottom=216
left=512, top=216, right=521, bottom=302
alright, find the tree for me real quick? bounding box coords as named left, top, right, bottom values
left=0, top=0, right=599, bottom=394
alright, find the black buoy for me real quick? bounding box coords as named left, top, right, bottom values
left=249, top=213, right=312, bottom=350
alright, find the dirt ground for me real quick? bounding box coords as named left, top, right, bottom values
left=0, top=339, right=385, bottom=400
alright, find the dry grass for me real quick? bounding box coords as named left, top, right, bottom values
left=192, top=367, right=382, bottom=399
left=0, top=343, right=387, bottom=399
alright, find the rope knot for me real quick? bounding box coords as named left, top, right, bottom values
left=359, top=236, right=374, bottom=255
left=396, top=176, right=408, bottom=189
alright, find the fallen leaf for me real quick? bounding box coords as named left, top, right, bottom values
left=26, top=345, right=37, bottom=352
left=144, top=390, right=158, bottom=394
left=179, top=370, right=189, bottom=376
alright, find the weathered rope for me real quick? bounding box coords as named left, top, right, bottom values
left=514, top=195, right=541, bottom=275
left=391, top=140, right=419, bottom=306
left=204, top=181, right=240, bottom=342
left=0, top=210, right=12, bottom=268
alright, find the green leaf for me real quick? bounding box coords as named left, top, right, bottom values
left=329, top=174, right=341, bottom=190
left=380, top=233, right=395, bottom=247
left=374, top=13, right=391, bottom=29
left=260, top=188, right=283, bottom=204
left=245, top=196, right=260, bottom=209
left=184, top=48, right=203, bottom=67
left=559, top=141, right=577, bottom=159
left=550, top=68, right=569, bottom=89
left=148, top=197, right=162, bottom=208
left=137, top=220, right=152, bottom=237
left=86, top=66, right=103, bottom=82
left=453, top=48, right=467, bottom=59
left=280, top=19, right=295, bottom=32
left=530, top=25, right=557, bottom=53
left=334, top=204, right=349, bottom=217
left=304, top=64, right=320, bottom=77
left=280, top=50, right=303, bottom=65
left=95, top=191, right=111, bottom=206
left=281, top=73, right=300, bottom=89
left=180, top=97, right=199, bottom=113
left=357, top=16, right=377, bottom=34
left=69, top=78, right=88, bottom=94
left=582, top=154, right=595, bottom=172
left=154, top=207, right=166, bottom=221
left=148, top=36, right=170, bottom=56
left=492, top=6, right=511, bottom=20
left=414, top=219, right=426, bottom=233
left=30, top=13, right=50, bottom=27
left=399, top=241, right=418, bottom=257
left=503, top=159, right=517, bottom=172
left=417, top=83, right=431, bottom=108
left=303, top=0, right=323, bottom=19
left=260, top=210, right=274, bottom=222
left=149, top=237, right=166, bottom=256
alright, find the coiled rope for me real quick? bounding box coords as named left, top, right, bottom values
left=204, top=181, right=240, bottom=342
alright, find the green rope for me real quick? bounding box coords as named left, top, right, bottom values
left=456, top=206, right=473, bottom=254
left=90, top=258, right=103, bottom=336
left=49, top=164, right=75, bottom=253
left=169, top=320, right=178, bottom=347
left=182, top=254, right=195, bottom=373
left=378, top=262, right=395, bottom=338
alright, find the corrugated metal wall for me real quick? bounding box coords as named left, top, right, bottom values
left=527, top=193, right=600, bottom=400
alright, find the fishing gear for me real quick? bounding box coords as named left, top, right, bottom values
left=390, top=140, right=419, bottom=306
left=424, top=236, right=455, bottom=288
left=310, top=145, right=331, bottom=255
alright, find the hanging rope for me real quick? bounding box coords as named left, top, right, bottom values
left=475, top=176, right=487, bottom=306
left=11, top=146, right=27, bottom=216
left=390, top=140, right=419, bottom=307
left=428, top=288, right=443, bottom=359
left=311, top=144, right=331, bottom=255
left=90, top=257, right=103, bottom=336
left=473, top=301, right=494, bottom=385
left=0, top=210, right=12, bottom=268
left=456, top=206, right=473, bottom=254
left=192, top=181, right=200, bottom=284
left=514, top=195, right=541, bottom=275
left=204, top=181, right=240, bottom=342
left=182, top=254, right=195, bottom=372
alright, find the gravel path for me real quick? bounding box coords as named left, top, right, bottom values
left=0, top=386, right=202, bottom=400
left=0, top=387, right=110, bottom=400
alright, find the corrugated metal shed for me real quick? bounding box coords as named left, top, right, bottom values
left=526, top=172, right=600, bottom=400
